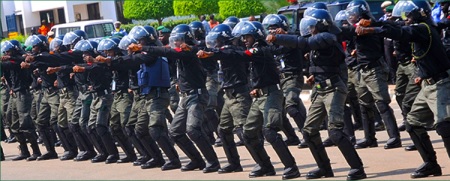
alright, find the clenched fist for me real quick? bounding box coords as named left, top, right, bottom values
left=276, top=28, right=287, bottom=34
left=197, top=50, right=214, bottom=58
left=266, top=34, right=276, bottom=43
left=95, top=56, right=111, bottom=63
left=20, top=62, right=30, bottom=69
left=73, top=65, right=85, bottom=73
left=128, top=43, right=142, bottom=52
left=358, top=19, right=372, bottom=27
left=180, top=43, right=192, bottom=51
left=25, top=55, right=35, bottom=62
left=47, top=67, right=61, bottom=74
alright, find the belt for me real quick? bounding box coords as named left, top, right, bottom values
left=94, top=89, right=111, bottom=97
left=253, top=84, right=280, bottom=98
left=425, top=71, right=449, bottom=85
left=224, top=84, right=249, bottom=98
left=315, top=75, right=341, bottom=89
left=280, top=71, right=299, bottom=79
left=59, top=86, right=76, bottom=94
left=44, top=87, right=57, bottom=94
left=180, top=88, right=206, bottom=97
left=361, top=61, right=380, bottom=71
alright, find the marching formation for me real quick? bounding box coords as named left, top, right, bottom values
left=2, top=0, right=450, bottom=180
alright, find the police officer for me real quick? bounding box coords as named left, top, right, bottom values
left=262, top=14, right=307, bottom=146
left=222, top=16, right=240, bottom=29
left=190, top=21, right=221, bottom=146
left=196, top=23, right=250, bottom=173
left=268, top=8, right=367, bottom=180
left=112, top=25, right=182, bottom=170
left=72, top=40, right=120, bottom=164
left=21, top=35, right=60, bottom=161
left=129, top=24, right=221, bottom=173
left=46, top=35, right=98, bottom=161
left=343, top=0, right=401, bottom=149
left=99, top=37, right=137, bottom=164
left=2, top=40, right=42, bottom=161
left=227, top=21, right=300, bottom=179
left=356, top=0, right=450, bottom=178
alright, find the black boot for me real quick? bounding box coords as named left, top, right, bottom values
left=264, top=129, right=300, bottom=180
left=113, top=128, right=137, bottom=164
left=96, top=126, right=119, bottom=164
left=407, top=124, right=442, bottom=179
left=435, top=122, right=450, bottom=159
left=355, top=105, right=378, bottom=149
left=234, top=127, right=245, bottom=146
left=149, top=127, right=181, bottom=171
left=188, top=131, right=220, bottom=173
left=139, top=134, right=165, bottom=169
left=218, top=129, right=243, bottom=174
left=12, top=133, right=30, bottom=161
left=243, top=134, right=275, bottom=178
left=37, top=129, right=58, bottom=161
left=329, top=129, right=366, bottom=180
left=172, top=135, right=205, bottom=171
left=58, top=126, right=78, bottom=161
left=125, top=126, right=149, bottom=166
left=71, top=124, right=97, bottom=161
left=24, top=132, right=41, bottom=161
left=281, top=114, right=301, bottom=146
left=87, top=128, right=108, bottom=163
left=303, top=132, right=334, bottom=179
left=376, top=102, right=401, bottom=149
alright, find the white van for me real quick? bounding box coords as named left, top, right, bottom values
left=49, top=19, right=114, bottom=41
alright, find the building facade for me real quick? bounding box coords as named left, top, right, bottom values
left=1, top=0, right=118, bottom=37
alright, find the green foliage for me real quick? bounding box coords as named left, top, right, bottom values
left=123, top=0, right=174, bottom=23
left=262, top=0, right=290, bottom=14
left=1, top=34, right=27, bottom=45
left=121, top=18, right=199, bottom=32
left=173, top=0, right=219, bottom=17
left=218, top=0, right=266, bottom=18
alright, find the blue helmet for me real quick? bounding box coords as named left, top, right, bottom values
left=393, top=0, right=432, bottom=23
left=205, top=24, right=233, bottom=48
left=304, top=2, right=329, bottom=17
left=129, top=25, right=161, bottom=45
left=334, top=10, right=349, bottom=27
left=97, top=37, right=121, bottom=52
left=300, top=9, right=341, bottom=37
left=170, top=24, right=197, bottom=46
left=223, top=16, right=240, bottom=29
left=346, top=0, right=374, bottom=25
left=233, top=21, right=266, bottom=41
left=262, top=14, right=290, bottom=32
left=73, top=40, right=98, bottom=55
left=49, top=39, right=66, bottom=52
left=1, top=40, right=22, bottom=54
left=189, top=21, right=206, bottom=40
left=63, top=30, right=87, bottom=46
left=24, top=34, right=48, bottom=48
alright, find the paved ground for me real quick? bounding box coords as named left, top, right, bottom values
left=1, top=86, right=450, bottom=180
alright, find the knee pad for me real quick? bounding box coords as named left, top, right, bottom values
left=242, top=132, right=261, bottom=147
left=186, top=128, right=203, bottom=142
left=149, top=127, right=163, bottom=141
left=68, top=124, right=81, bottom=133
left=125, top=126, right=135, bottom=137
left=96, top=125, right=109, bottom=137
left=286, top=106, right=300, bottom=118
left=329, top=129, right=346, bottom=145
left=436, top=122, right=450, bottom=138
left=375, top=101, right=390, bottom=114
left=110, top=127, right=122, bottom=137
left=395, top=92, right=405, bottom=97
left=263, top=128, right=279, bottom=144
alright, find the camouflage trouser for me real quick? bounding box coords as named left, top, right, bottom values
left=395, top=62, right=421, bottom=119
left=9, top=90, right=35, bottom=133
left=58, top=89, right=79, bottom=128
left=407, top=70, right=450, bottom=127
left=109, top=91, right=132, bottom=131
left=303, top=82, right=348, bottom=135
left=219, top=86, right=251, bottom=131
left=35, top=89, right=60, bottom=131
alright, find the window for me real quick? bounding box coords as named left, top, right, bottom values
left=59, top=27, right=80, bottom=36
left=85, top=23, right=114, bottom=38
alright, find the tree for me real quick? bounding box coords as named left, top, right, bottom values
left=218, top=0, right=266, bottom=18
left=262, top=0, right=290, bottom=14
left=123, top=0, right=174, bottom=25
left=173, top=0, right=219, bottom=19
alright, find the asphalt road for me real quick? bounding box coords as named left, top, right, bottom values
left=1, top=86, right=450, bottom=180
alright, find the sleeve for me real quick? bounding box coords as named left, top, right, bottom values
left=381, top=23, right=429, bottom=42
left=142, top=46, right=195, bottom=60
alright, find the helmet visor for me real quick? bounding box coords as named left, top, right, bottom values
left=74, top=40, right=94, bottom=52
left=345, top=5, right=362, bottom=25
left=299, top=16, right=318, bottom=37
left=49, top=39, right=63, bottom=52
left=392, top=1, right=418, bottom=20
left=98, top=39, right=118, bottom=51
left=205, top=33, right=220, bottom=48
left=118, top=36, right=137, bottom=50
left=24, top=35, right=42, bottom=47
left=62, top=32, right=80, bottom=45
left=129, top=26, right=151, bottom=41
left=1, top=41, right=14, bottom=53
left=169, top=34, right=185, bottom=49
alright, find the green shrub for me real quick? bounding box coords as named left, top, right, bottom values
left=121, top=17, right=200, bottom=32
left=1, top=34, right=28, bottom=45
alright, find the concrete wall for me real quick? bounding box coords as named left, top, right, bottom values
left=98, top=1, right=117, bottom=21
left=30, top=1, right=65, bottom=12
